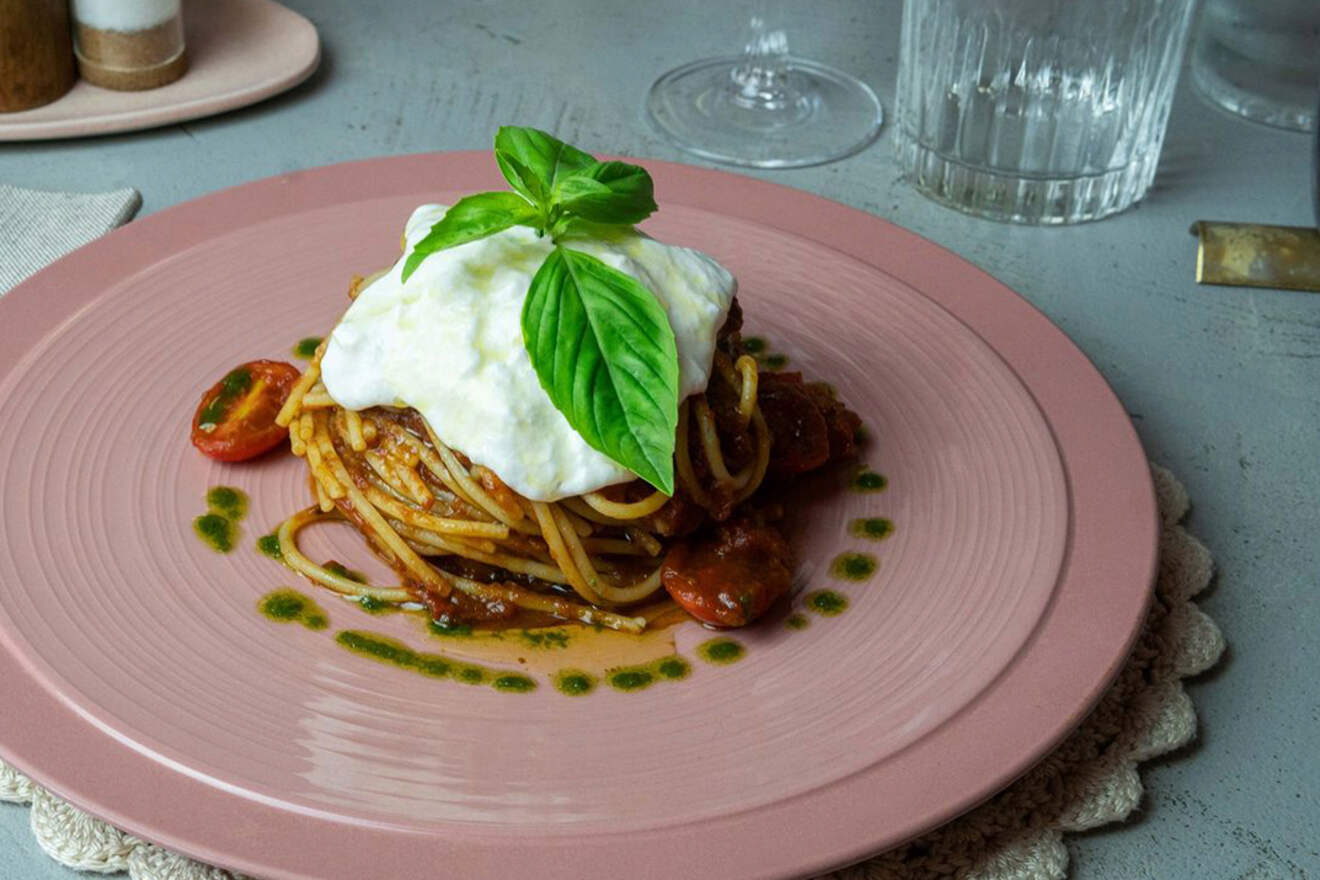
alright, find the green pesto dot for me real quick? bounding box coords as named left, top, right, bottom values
left=655, top=656, right=691, bottom=680
left=520, top=629, right=570, bottom=649
left=357, top=595, right=391, bottom=614
left=220, top=368, right=252, bottom=396
left=336, top=630, right=415, bottom=666
left=335, top=630, right=365, bottom=650
left=786, top=612, right=810, bottom=630
left=256, top=532, right=283, bottom=560
left=493, top=674, right=536, bottom=693
left=302, top=613, right=328, bottom=631
left=205, top=486, right=248, bottom=520
left=323, top=560, right=367, bottom=583
left=831, top=552, right=877, bottom=581
left=429, top=619, right=473, bottom=637
left=554, top=670, right=597, bottom=696
left=697, top=637, right=745, bottom=665
left=849, top=517, right=894, bottom=541
left=851, top=470, right=888, bottom=492
left=457, top=665, right=486, bottom=684
left=198, top=369, right=252, bottom=426
left=193, top=513, right=234, bottom=552
left=762, top=352, right=788, bottom=370
left=742, top=336, right=767, bottom=354
left=259, top=591, right=304, bottom=620
left=333, top=630, right=541, bottom=695
left=293, top=336, right=323, bottom=359
left=806, top=589, right=849, bottom=616
left=415, top=657, right=452, bottom=678
left=609, top=668, right=655, bottom=691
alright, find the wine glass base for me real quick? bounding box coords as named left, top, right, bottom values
left=646, top=55, right=884, bottom=169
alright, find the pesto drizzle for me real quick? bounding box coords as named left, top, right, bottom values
left=206, top=486, right=248, bottom=520
left=553, top=669, right=598, bottom=696
left=850, top=470, right=887, bottom=492
left=805, top=589, right=849, bottom=616
left=831, top=552, right=877, bottom=581
left=696, top=637, right=745, bottom=665
left=256, top=532, right=283, bottom=560
left=336, top=630, right=536, bottom=693
left=259, top=589, right=329, bottom=630
left=323, top=560, right=367, bottom=583
left=605, top=655, right=692, bottom=692
left=193, top=513, right=234, bottom=553
left=293, top=337, right=323, bottom=359
left=194, top=486, right=249, bottom=553
left=849, top=517, right=894, bottom=541
left=197, top=369, right=251, bottom=430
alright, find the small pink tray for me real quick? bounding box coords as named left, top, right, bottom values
left=0, top=0, right=318, bottom=141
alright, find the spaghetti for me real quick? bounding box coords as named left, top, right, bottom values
left=273, top=308, right=775, bottom=634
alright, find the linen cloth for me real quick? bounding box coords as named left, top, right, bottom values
left=0, top=183, right=141, bottom=294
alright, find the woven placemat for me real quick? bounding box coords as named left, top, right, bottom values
left=0, top=465, right=1222, bottom=880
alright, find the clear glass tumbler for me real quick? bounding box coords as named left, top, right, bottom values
left=894, top=0, right=1197, bottom=224
left=1190, top=0, right=1320, bottom=132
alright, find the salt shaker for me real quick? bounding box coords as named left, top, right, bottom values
left=0, top=0, right=77, bottom=112
left=71, top=0, right=187, bottom=91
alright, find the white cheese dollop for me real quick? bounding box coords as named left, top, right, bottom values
left=320, top=204, right=736, bottom=502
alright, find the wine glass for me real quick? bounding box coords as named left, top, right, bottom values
left=646, top=14, right=884, bottom=169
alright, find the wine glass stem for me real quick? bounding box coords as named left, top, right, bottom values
left=729, top=15, right=801, bottom=111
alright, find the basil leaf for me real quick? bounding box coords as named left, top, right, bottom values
left=554, top=161, right=657, bottom=225
left=401, top=191, right=538, bottom=282
left=494, top=126, right=596, bottom=205
left=522, top=245, right=678, bottom=494
left=495, top=151, right=548, bottom=207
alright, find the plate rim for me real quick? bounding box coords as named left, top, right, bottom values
left=0, top=152, right=1157, bottom=880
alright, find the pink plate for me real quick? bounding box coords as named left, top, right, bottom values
left=0, top=154, right=1156, bottom=880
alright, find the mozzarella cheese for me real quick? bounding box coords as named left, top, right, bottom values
left=319, top=204, right=736, bottom=502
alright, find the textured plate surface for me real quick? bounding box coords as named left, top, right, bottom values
left=0, top=0, right=318, bottom=142
left=0, top=154, right=1156, bottom=880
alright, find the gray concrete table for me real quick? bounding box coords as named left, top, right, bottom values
left=2, top=1, right=1316, bottom=877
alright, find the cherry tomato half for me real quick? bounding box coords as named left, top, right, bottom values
left=190, top=360, right=301, bottom=462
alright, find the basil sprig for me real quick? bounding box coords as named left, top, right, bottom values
left=402, top=127, right=676, bottom=494
left=402, top=191, right=538, bottom=281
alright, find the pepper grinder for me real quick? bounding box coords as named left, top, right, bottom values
left=0, top=0, right=77, bottom=112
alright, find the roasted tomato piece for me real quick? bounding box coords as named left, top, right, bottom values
left=803, top=381, right=863, bottom=462
left=645, top=489, right=706, bottom=538
left=661, top=518, right=793, bottom=627
left=190, top=360, right=301, bottom=462
left=757, top=372, right=831, bottom=476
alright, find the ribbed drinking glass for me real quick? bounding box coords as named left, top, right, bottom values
left=894, top=0, right=1197, bottom=224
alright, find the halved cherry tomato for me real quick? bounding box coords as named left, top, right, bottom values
left=190, top=360, right=301, bottom=462
left=660, top=518, right=794, bottom=627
